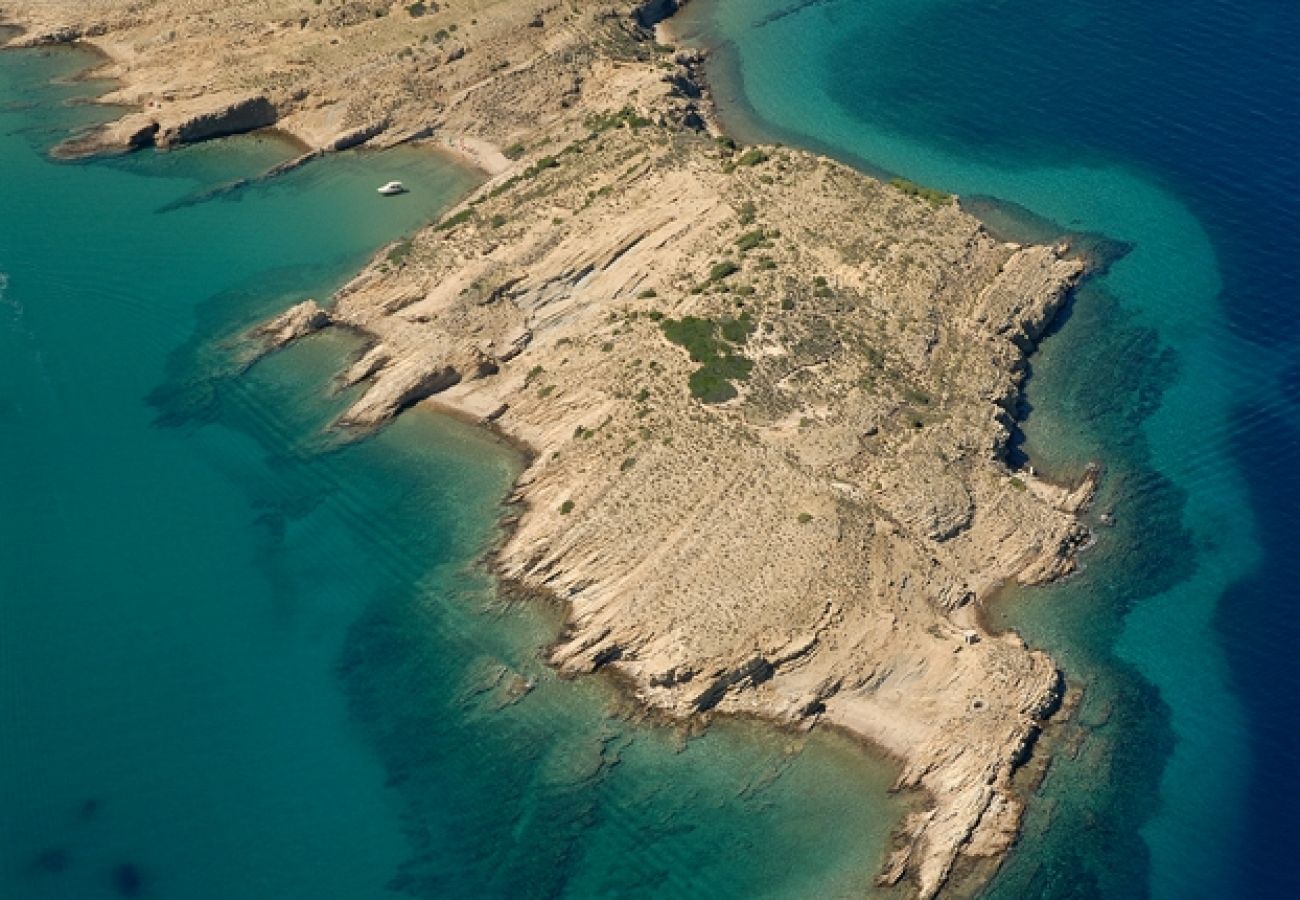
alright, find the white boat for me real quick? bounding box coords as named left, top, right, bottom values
left=377, top=181, right=407, bottom=196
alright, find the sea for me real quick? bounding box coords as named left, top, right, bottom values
left=4, top=0, right=1298, bottom=894
left=0, top=43, right=903, bottom=900
left=672, top=0, right=1300, bottom=897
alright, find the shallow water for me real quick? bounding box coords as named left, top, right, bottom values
left=675, top=0, right=1299, bottom=896
left=0, top=45, right=905, bottom=899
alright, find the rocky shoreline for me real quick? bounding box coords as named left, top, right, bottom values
left=1, top=2, right=1098, bottom=896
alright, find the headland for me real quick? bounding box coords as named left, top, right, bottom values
left=0, top=2, right=1099, bottom=895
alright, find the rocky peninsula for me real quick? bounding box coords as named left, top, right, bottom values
left=0, top=1, right=1097, bottom=895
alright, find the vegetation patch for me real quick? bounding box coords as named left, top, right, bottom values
left=734, top=229, right=768, bottom=253
left=525, top=156, right=560, bottom=178
left=434, top=208, right=473, bottom=231
left=889, top=177, right=951, bottom=207
left=707, top=260, right=740, bottom=282
left=385, top=237, right=414, bottom=267
left=585, top=105, right=654, bottom=134
left=661, top=313, right=756, bottom=404
left=486, top=154, right=561, bottom=200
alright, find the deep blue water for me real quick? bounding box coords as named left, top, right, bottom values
left=677, top=0, right=1300, bottom=896
left=0, top=44, right=906, bottom=900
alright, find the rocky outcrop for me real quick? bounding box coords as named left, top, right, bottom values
left=52, top=93, right=276, bottom=158
left=155, top=94, right=276, bottom=148
left=335, top=353, right=464, bottom=430
left=17, top=24, right=80, bottom=45
left=325, top=119, right=388, bottom=152
left=633, top=0, right=681, bottom=28
left=243, top=299, right=329, bottom=359
left=6, top=22, right=106, bottom=46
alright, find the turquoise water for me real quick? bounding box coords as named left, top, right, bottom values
left=0, top=46, right=906, bottom=899
left=676, top=0, right=1299, bottom=896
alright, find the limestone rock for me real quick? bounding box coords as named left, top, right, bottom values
left=155, top=94, right=277, bottom=148
left=53, top=94, right=276, bottom=158
left=244, top=299, right=329, bottom=359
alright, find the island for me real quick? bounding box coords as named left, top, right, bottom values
left=0, top=1, right=1098, bottom=895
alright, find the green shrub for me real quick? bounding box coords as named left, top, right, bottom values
left=559, top=500, right=575, bottom=514
left=523, top=156, right=559, bottom=178
left=735, top=148, right=769, bottom=167
left=719, top=312, right=755, bottom=344
left=386, top=238, right=413, bottom=266
left=708, top=260, right=740, bottom=282
left=797, top=512, right=813, bottom=524
left=661, top=316, right=717, bottom=362
left=434, top=208, right=473, bottom=231
left=688, top=369, right=737, bottom=403
left=735, top=229, right=766, bottom=253
left=585, top=106, right=653, bottom=133
left=711, top=353, right=753, bottom=380
left=661, top=314, right=755, bottom=404
left=503, top=142, right=526, bottom=160
left=889, top=177, right=951, bottom=207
